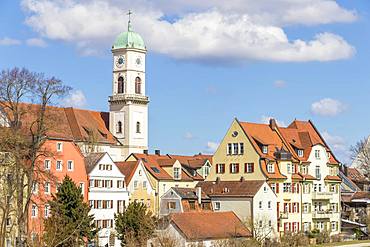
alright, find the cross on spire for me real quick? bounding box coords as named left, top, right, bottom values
left=127, top=10, right=133, bottom=31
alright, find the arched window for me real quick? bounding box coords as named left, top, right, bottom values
left=117, top=121, right=122, bottom=133
left=118, top=77, right=124, bottom=94
left=136, top=121, right=141, bottom=133
left=135, top=77, right=142, bottom=94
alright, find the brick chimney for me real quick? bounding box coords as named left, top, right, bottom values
left=269, top=118, right=278, bottom=130
left=155, top=150, right=160, bottom=155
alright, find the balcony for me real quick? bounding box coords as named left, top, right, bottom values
left=109, top=94, right=149, bottom=104
left=312, top=211, right=333, bottom=219
left=312, top=192, right=333, bottom=200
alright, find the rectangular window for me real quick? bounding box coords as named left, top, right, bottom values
left=31, top=204, right=38, bottom=217
left=298, top=149, right=304, bottom=157
left=56, top=142, right=63, bottom=152
left=189, top=201, right=195, bottom=210
left=287, top=163, right=291, bottom=174
left=44, top=204, right=50, bottom=218
left=239, top=143, right=244, bottom=155
left=56, top=160, right=62, bottom=171
left=174, top=167, right=180, bottom=179
left=32, top=182, right=39, bottom=194
left=268, top=201, right=271, bottom=209
left=89, top=179, right=94, bottom=188
left=214, top=202, right=221, bottom=211
left=315, top=150, right=321, bottom=159
left=143, top=181, right=147, bottom=189
left=134, top=181, right=138, bottom=189
left=67, top=160, right=74, bottom=171
left=291, top=164, right=295, bottom=174
left=283, top=183, right=291, bottom=193
left=331, top=221, right=337, bottom=232
left=44, top=182, right=50, bottom=194
left=233, top=143, right=239, bottom=155
left=259, top=201, right=262, bottom=209
left=44, top=160, right=51, bottom=170
left=216, top=164, right=225, bottom=174
left=262, top=145, right=268, bottom=154
left=315, top=166, right=321, bottom=179
left=79, top=183, right=84, bottom=195
left=245, top=163, right=254, bottom=173
left=230, top=163, right=239, bottom=174
left=227, top=143, right=232, bottom=155
left=267, top=163, right=274, bottom=173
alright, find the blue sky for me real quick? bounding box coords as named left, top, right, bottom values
left=1, top=0, right=370, bottom=164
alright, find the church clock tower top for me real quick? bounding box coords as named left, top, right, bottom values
left=112, top=10, right=146, bottom=50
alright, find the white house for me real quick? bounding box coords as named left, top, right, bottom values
left=85, top=152, right=130, bottom=247
left=197, top=179, right=278, bottom=240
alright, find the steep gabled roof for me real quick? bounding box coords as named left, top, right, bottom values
left=172, top=187, right=209, bottom=200
left=84, top=152, right=107, bottom=174
left=115, top=160, right=140, bottom=185
left=170, top=211, right=252, bottom=241
left=167, top=154, right=212, bottom=169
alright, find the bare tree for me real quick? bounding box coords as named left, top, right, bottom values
left=0, top=67, right=70, bottom=246
left=350, top=137, right=370, bottom=177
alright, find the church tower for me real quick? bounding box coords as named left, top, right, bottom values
left=109, top=14, right=148, bottom=157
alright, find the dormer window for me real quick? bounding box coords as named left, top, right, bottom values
left=297, top=149, right=304, bottom=157
left=174, top=167, right=180, bottom=180
left=267, top=163, right=274, bottom=173
left=262, top=145, right=268, bottom=154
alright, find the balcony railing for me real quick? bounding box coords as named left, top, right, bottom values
left=312, top=211, right=333, bottom=219
left=312, top=191, right=333, bottom=200
left=109, top=94, right=149, bottom=103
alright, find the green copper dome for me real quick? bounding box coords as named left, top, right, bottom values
left=112, top=22, right=145, bottom=50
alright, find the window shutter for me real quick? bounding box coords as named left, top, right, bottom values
left=289, top=222, right=292, bottom=232
left=251, top=163, right=254, bottom=172
left=289, top=203, right=291, bottom=213
left=244, top=163, right=247, bottom=173
left=229, top=164, right=232, bottom=173
left=297, top=203, right=299, bottom=213
left=236, top=164, right=239, bottom=173
left=277, top=202, right=280, bottom=215
left=276, top=183, right=279, bottom=193
left=291, top=183, right=295, bottom=193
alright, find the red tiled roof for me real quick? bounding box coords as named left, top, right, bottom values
left=260, top=160, right=286, bottom=180
left=351, top=191, right=370, bottom=200
left=347, top=168, right=368, bottom=183
left=167, top=154, right=212, bottom=169
left=3, top=102, right=117, bottom=144
left=170, top=211, right=252, bottom=241
left=324, top=175, right=341, bottom=181
left=197, top=180, right=265, bottom=197
left=299, top=173, right=316, bottom=180
left=115, top=161, right=140, bottom=185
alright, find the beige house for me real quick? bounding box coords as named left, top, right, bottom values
left=208, top=118, right=341, bottom=235
left=126, top=152, right=212, bottom=215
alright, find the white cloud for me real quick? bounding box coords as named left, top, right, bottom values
left=311, top=98, right=346, bottom=117
left=322, top=131, right=350, bottom=163
left=261, top=115, right=286, bottom=127
left=184, top=132, right=195, bottom=140
left=26, top=38, right=47, bottom=47
left=21, top=0, right=356, bottom=62
left=206, top=141, right=219, bottom=153
left=274, top=80, right=286, bottom=88
left=0, top=37, right=21, bottom=46
left=62, top=90, right=87, bottom=108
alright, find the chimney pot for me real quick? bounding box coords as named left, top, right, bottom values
left=269, top=118, right=278, bottom=129
left=143, top=150, right=148, bottom=155
left=155, top=150, right=161, bottom=155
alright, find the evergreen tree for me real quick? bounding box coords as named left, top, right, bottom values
left=43, top=176, right=96, bottom=247
left=115, top=201, right=156, bottom=246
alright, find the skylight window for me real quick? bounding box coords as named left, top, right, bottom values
left=151, top=167, right=160, bottom=173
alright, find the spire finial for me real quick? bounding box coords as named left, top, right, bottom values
left=127, top=10, right=133, bottom=31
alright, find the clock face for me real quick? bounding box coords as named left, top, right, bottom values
left=115, top=55, right=125, bottom=68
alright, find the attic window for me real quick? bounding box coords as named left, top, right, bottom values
left=297, top=149, right=304, bottom=157
left=262, top=145, right=268, bottom=154
left=151, top=167, right=160, bottom=173
left=83, top=126, right=92, bottom=135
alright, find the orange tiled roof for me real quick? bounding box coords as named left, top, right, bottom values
left=351, top=191, right=370, bottom=200
left=131, top=153, right=204, bottom=181
left=170, top=211, right=252, bottom=241
left=324, top=175, right=341, bottom=181
left=115, top=161, right=140, bottom=185
left=3, top=102, right=117, bottom=144
left=167, top=154, right=212, bottom=169
left=260, top=160, right=286, bottom=180
left=299, top=173, right=316, bottom=180
left=347, top=168, right=368, bottom=183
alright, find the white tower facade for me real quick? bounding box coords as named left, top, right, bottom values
left=109, top=19, right=149, bottom=158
